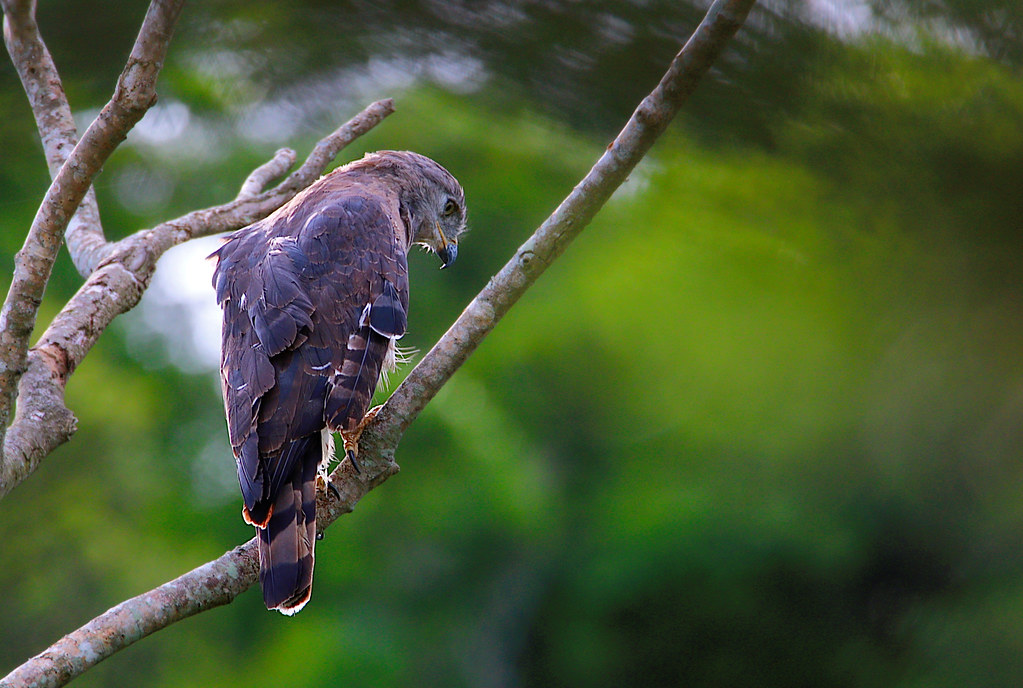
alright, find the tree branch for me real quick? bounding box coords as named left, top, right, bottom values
left=0, top=0, right=184, bottom=457
left=237, top=148, right=297, bottom=199
left=0, top=99, right=396, bottom=500
left=1, top=0, right=109, bottom=277
left=0, top=1, right=756, bottom=685
left=371, top=0, right=756, bottom=442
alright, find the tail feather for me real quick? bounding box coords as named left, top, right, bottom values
left=257, top=438, right=320, bottom=614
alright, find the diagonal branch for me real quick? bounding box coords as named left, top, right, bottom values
left=0, top=1, right=757, bottom=685
left=0, top=0, right=184, bottom=456
left=0, top=99, right=396, bottom=500
left=369, top=0, right=758, bottom=443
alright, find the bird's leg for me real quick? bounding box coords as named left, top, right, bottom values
left=339, top=405, right=383, bottom=475
left=315, top=429, right=342, bottom=501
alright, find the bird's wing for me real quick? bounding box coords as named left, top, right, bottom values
left=315, top=195, right=409, bottom=432
left=212, top=191, right=409, bottom=523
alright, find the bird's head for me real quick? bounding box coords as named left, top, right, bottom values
left=363, top=150, right=467, bottom=268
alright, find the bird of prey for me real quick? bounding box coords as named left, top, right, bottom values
left=211, top=150, right=466, bottom=614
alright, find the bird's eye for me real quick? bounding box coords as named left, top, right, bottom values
left=442, top=199, right=458, bottom=217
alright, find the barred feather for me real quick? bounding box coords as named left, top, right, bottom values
left=325, top=328, right=391, bottom=432
left=258, top=437, right=320, bottom=614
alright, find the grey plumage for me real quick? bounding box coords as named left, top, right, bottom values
left=212, top=151, right=467, bottom=614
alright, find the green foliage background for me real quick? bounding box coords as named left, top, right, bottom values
left=3, top=1, right=1023, bottom=686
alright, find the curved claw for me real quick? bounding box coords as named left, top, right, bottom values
left=345, top=448, right=362, bottom=475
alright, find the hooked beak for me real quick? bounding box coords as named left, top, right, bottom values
left=437, top=222, right=457, bottom=269
left=438, top=241, right=458, bottom=269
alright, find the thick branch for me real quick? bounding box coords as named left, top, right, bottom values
left=0, top=543, right=261, bottom=688
left=1, top=460, right=396, bottom=688
left=0, top=0, right=183, bottom=454
left=0, top=99, right=396, bottom=500
left=1, top=0, right=108, bottom=277
left=0, top=1, right=756, bottom=685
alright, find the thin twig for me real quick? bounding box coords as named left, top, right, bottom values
left=148, top=98, right=397, bottom=248
left=0, top=2, right=756, bottom=685
left=238, top=148, right=297, bottom=199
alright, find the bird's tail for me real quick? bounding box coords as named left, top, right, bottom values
left=256, top=439, right=320, bottom=615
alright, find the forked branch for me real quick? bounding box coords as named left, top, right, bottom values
left=0, top=99, right=396, bottom=500
left=0, top=0, right=184, bottom=452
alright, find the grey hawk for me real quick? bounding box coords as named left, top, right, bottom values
left=211, top=150, right=467, bottom=614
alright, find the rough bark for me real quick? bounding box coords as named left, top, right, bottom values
left=0, top=0, right=757, bottom=685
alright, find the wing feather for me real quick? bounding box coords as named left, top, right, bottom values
left=213, top=187, right=409, bottom=526
left=368, top=280, right=408, bottom=338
